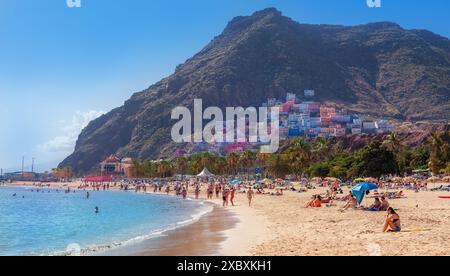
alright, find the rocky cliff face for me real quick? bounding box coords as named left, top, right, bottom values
left=60, top=8, right=450, bottom=175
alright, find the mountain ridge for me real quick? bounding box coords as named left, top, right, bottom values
left=60, top=8, right=450, bottom=175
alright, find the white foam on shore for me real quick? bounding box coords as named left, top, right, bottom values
left=48, top=195, right=215, bottom=256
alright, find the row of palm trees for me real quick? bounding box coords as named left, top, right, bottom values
left=125, top=130, right=450, bottom=179
left=127, top=137, right=332, bottom=179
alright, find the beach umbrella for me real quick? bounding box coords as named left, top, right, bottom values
left=351, top=182, right=379, bottom=205
left=228, top=179, right=241, bottom=185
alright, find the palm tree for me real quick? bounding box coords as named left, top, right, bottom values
left=287, top=138, right=312, bottom=179
left=226, top=152, right=239, bottom=176
left=382, top=132, right=403, bottom=174
left=266, top=154, right=289, bottom=179
left=312, top=136, right=329, bottom=162
left=129, top=159, right=142, bottom=178
left=256, top=152, right=269, bottom=177
left=157, top=161, right=172, bottom=178
left=175, top=157, right=188, bottom=176
left=429, top=133, right=444, bottom=175
left=213, top=157, right=228, bottom=175
left=240, top=150, right=256, bottom=177
left=383, top=132, right=402, bottom=154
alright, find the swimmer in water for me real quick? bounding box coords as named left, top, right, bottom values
left=86, top=192, right=90, bottom=199
left=95, top=207, right=99, bottom=214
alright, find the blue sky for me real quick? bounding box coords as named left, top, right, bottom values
left=1, top=0, right=449, bottom=172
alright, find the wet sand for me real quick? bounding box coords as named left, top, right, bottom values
left=101, top=205, right=239, bottom=256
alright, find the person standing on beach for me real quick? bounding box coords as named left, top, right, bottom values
left=247, top=187, right=255, bottom=207
left=207, top=184, right=213, bottom=199
left=215, top=184, right=220, bottom=198
left=182, top=186, right=188, bottom=199
left=230, top=186, right=236, bottom=206
left=165, top=185, right=170, bottom=195
left=195, top=184, right=201, bottom=199
left=222, top=186, right=230, bottom=207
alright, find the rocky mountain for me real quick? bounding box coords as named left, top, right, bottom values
left=60, top=8, right=450, bottom=175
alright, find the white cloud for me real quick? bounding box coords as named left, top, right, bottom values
left=39, top=110, right=105, bottom=153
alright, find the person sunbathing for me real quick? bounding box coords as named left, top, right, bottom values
left=365, top=197, right=383, bottom=211
left=380, top=196, right=390, bottom=211
left=306, top=195, right=322, bottom=208
left=383, top=207, right=401, bottom=232
left=339, top=191, right=353, bottom=201
left=343, top=195, right=358, bottom=210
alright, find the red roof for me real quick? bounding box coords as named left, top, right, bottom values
left=104, top=154, right=120, bottom=163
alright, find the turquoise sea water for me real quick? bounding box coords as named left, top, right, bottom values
left=0, top=186, right=211, bottom=256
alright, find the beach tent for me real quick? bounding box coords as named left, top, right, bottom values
left=352, top=182, right=379, bottom=205
left=197, top=168, right=215, bottom=178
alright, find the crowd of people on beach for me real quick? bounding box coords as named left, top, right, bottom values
left=7, top=172, right=450, bottom=233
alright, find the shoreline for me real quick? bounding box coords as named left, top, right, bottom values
left=3, top=181, right=450, bottom=256
left=1, top=183, right=268, bottom=256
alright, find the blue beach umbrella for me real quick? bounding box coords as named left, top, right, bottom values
left=228, top=179, right=241, bottom=185
left=352, top=182, right=379, bottom=205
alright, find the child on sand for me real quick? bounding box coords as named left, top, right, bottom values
left=383, top=207, right=401, bottom=232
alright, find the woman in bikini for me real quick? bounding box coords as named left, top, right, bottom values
left=230, top=186, right=236, bottom=206
left=343, top=195, right=358, bottom=210
left=383, top=207, right=401, bottom=232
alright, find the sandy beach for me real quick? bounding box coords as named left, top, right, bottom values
left=4, top=181, right=450, bottom=256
